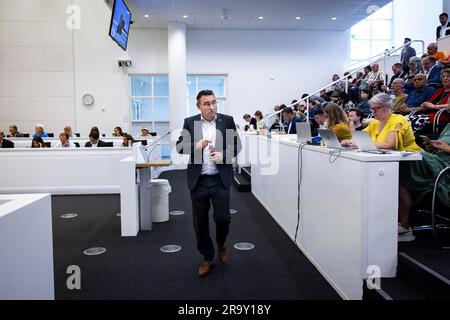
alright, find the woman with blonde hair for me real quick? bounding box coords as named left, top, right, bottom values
left=323, top=103, right=352, bottom=142
left=64, top=125, right=75, bottom=137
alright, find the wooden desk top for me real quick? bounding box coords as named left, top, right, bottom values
left=136, top=160, right=172, bottom=168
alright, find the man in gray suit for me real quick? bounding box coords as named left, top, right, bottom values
left=176, top=90, right=241, bottom=277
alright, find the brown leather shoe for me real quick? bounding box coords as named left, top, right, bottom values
left=198, top=261, right=214, bottom=277
left=218, top=245, right=229, bottom=264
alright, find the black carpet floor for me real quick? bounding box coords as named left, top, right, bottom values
left=51, top=170, right=340, bottom=300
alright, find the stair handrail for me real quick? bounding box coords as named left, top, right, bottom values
left=265, top=40, right=425, bottom=123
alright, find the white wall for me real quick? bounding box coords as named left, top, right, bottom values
left=444, top=0, right=450, bottom=13
left=0, top=0, right=350, bottom=135
left=0, top=0, right=75, bottom=135
left=187, top=29, right=350, bottom=119
left=393, top=0, right=443, bottom=50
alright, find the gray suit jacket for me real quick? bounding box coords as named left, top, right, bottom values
left=176, top=113, right=242, bottom=190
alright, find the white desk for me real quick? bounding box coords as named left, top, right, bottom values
left=0, top=194, right=54, bottom=300
left=8, top=137, right=157, bottom=148
left=119, top=158, right=171, bottom=237
left=0, top=148, right=134, bottom=194
left=248, top=135, right=422, bottom=300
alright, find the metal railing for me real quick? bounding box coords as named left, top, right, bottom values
left=266, top=40, right=425, bottom=123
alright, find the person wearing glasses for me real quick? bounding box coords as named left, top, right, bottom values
left=176, top=89, right=241, bottom=278
left=343, top=93, right=421, bottom=152
left=364, top=93, right=421, bottom=151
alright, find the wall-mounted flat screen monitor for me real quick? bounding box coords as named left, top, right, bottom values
left=109, top=0, right=132, bottom=51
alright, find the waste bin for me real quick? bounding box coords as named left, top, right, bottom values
left=151, top=179, right=171, bottom=223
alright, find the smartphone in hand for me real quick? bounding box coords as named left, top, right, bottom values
left=420, top=135, right=432, bottom=144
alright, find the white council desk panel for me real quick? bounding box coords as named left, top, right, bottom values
left=0, top=194, right=54, bottom=300
left=8, top=137, right=156, bottom=148
left=248, top=135, right=422, bottom=300
left=0, top=148, right=134, bottom=195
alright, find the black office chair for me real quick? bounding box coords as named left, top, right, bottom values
left=47, top=133, right=54, bottom=137
left=412, top=166, right=450, bottom=249
left=102, top=142, right=114, bottom=147
left=135, top=139, right=147, bottom=146
left=22, top=133, right=30, bottom=137
left=44, top=142, right=51, bottom=148
left=74, top=142, right=80, bottom=148
left=74, top=133, right=81, bottom=137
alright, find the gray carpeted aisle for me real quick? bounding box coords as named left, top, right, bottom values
left=52, top=170, right=340, bottom=300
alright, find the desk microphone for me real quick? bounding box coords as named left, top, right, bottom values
left=144, top=131, right=171, bottom=162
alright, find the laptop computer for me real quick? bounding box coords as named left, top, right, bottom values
left=318, top=129, right=343, bottom=149
left=295, top=122, right=312, bottom=143
left=351, top=131, right=391, bottom=154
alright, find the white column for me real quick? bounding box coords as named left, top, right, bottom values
left=168, top=23, right=187, bottom=134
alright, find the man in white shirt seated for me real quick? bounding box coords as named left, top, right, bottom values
left=54, top=132, right=76, bottom=148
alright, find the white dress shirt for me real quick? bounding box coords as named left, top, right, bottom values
left=201, top=115, right=219, bottom=176
left=54, top=141, right=76, bottom=148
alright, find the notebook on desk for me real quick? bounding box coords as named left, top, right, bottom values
left=351, top=131, right=391, bottom=154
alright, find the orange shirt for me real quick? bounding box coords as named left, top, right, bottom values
left=435, top=51, right=446, bottom=61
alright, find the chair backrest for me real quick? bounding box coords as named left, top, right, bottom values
left=74, top=142, right=80, bottom=148
left=102, top=142, right=114, bottom=147
left=44, top=142, right=51, bottom=148
left=135, top=139, right=147, bottom=146
left=47, top=133, right=54, bottom=137
left=74, top=133, right=80, bottom=137
left=22, top=133, right=30, bottom=137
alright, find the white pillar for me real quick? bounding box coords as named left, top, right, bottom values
left=168, top=23, right=188, bottom=166
left=168, top=23, right=187, bottom=134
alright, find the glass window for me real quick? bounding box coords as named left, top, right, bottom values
left=186, top=75, right=227, bottom=117
left=131, top=75, right=170, bottom=141
left=351, top=20, right=370, bottom=40
left=350, top=2, right=393, bottom=65
left=153, top=75, right=169, bottom=96
left=371, top=40, right=392, bottom=56
left=198, top=76, right=225, bottom=96
left=351, top=40, right=371, bottom=60
left=131, top=76, right=151, bottom=97
left=131, top=98, right=151, bottom=121
left=187, top=76, right=197, bottom=97
left=371, top=20, right=391, bottom=40
left=153, top=98, right=170, bottom=122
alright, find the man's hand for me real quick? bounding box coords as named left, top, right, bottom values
left=210, top=151, right=224, bottom=164
left=195, top=139, right=211, bottom=151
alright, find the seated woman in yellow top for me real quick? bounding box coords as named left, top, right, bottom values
left=363, top=93, right=421, bottom=152
left=323, top=102, right=352, bottom=142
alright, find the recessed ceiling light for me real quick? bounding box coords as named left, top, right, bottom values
left=332, top=17, right=337, bottom=21
left=183, top=15, right=188, bottom=19
left=258, top=16, right=264, bottom=20
left=144, top=14, right=149, bottom=18
left=296, top=17, right=301, bottom=20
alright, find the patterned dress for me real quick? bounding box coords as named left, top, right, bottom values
left=399, top=124, right=450, bottom=207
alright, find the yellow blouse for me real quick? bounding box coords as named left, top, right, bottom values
left=330, top=123, right=352, bottom=142
left=363, top=114, right=421, bottom=152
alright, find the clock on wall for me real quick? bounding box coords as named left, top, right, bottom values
left=82, top=93, right=95, bottom=106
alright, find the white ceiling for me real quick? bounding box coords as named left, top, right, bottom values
left=119, top=0, right=392, bottom=31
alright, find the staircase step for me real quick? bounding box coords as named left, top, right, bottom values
left=233, top=172, right=251, bottom=192
left=241, top=166, right=251, bottom=182
left=397, top=252, right=450, bottom=299
left=363, top=278, right=426, bottom=300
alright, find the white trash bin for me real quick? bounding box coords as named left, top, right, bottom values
left=151, top=179, right=171, bottom=223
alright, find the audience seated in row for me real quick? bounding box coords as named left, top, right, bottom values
left=0, top=130, right=14, bottom=148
